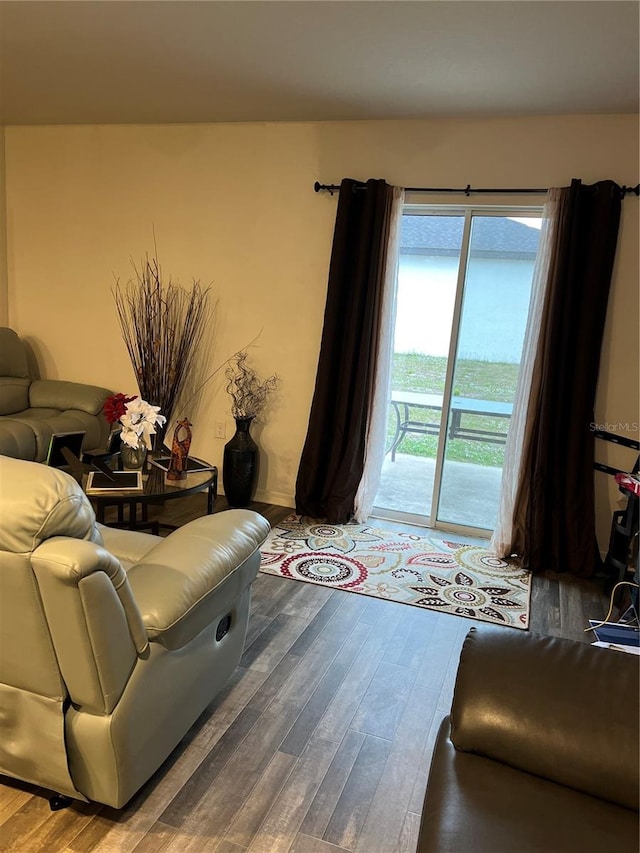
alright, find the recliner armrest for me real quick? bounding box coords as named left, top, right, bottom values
left=126, top=510, right=270, bottom=650
left=97, top=523, right=162, bottom=568
left=30, top=537, right=149, bottom=713
left=450, top=627, right=639, bottom=810
left=29, top=379, right=111, bottom=416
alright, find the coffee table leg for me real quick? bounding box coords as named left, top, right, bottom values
left=207, top=469, right=218, bottom=515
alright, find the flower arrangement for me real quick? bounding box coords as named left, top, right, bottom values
left=225, top=351, right=279, bottom=420
left=103, top=393, right=166, bottom=449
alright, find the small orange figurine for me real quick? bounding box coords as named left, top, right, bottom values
left=166, top=419, right=193, bottom=481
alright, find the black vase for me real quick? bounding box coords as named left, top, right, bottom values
left=223, top=417, right=259, bottom=507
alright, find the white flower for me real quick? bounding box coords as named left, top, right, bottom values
left=119, top=398, right=166, bottom=448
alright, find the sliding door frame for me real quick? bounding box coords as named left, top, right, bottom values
left=372, top=202, right=543, bottom=537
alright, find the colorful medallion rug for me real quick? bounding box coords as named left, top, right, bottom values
left=260, top=515, right=531, bottom=629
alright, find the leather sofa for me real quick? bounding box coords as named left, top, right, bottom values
left=0, top=327, right=112, bottom=461
left=417, top=627, right=639, bottom=853
left=0, top=455, right=271, bottom=808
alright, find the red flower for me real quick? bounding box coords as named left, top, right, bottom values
left=103, top=392, right=137, bottom=425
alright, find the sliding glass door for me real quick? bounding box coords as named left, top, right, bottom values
left=373, top=207, right=542, bottom=534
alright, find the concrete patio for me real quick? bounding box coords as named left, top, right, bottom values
left=373, top=452, right=504, bottom=531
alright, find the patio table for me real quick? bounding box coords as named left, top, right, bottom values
left=389, top=390, right=513, bottom=460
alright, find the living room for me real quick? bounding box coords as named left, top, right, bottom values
left=0, top=6, right=637, bottom=541
left=0, top=2, right=639, bottom=851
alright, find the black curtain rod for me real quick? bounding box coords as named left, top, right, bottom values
left=313, top=181, right=640, bottom=198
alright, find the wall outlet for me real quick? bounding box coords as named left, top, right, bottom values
left=215, top=421, right=226, bottom=439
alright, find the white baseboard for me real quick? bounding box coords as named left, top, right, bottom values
left=254, top=488, right=294, bottom=508
left=218, top=485, right=294, bottom=509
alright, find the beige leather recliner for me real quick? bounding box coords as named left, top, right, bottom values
left=0, top=455, right=270, bottom=809
left=0, top=328, right=112, bottom=461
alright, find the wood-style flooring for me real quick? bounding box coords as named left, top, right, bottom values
left=0, top=493, right=609, bottom=853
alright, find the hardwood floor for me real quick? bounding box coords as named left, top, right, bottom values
left=0, top=494, right=609, bottom=852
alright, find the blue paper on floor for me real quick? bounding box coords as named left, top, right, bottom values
left=589, top=619, right=640, bottom=646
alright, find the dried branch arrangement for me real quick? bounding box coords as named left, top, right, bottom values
left=113, top=253, right=211, bottom=442
left=225, top=350, right=279, bottom=420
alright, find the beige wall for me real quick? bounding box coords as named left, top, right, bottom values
left=4, top=114, right=639, bottom=548
left=0, top=128, right=7, bottom=325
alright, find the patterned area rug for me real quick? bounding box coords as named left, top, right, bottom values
left=260, top=515, right=531, bottom=629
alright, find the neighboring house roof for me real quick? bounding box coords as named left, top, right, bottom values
left=400, top=214, right=540, bottom=259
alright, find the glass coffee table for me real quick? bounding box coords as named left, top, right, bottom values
left=84, top=456, right=218, bottom=534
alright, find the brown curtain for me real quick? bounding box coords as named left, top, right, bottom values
left=295, top=178, right=394, bottom=523
left=511, top=179, right=622, bottom=577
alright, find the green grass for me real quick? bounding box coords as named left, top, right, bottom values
left=387, top=353, right=520, bottom=467
left=392, top=352, right=518, bottom=401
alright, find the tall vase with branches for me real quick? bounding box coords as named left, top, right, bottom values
left=223, top=351, right=279, bottom=507
left=113, top=252, right=212, bottom=447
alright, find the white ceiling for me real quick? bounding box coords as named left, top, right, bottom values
left=1, top=1, right=638, bottom=126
